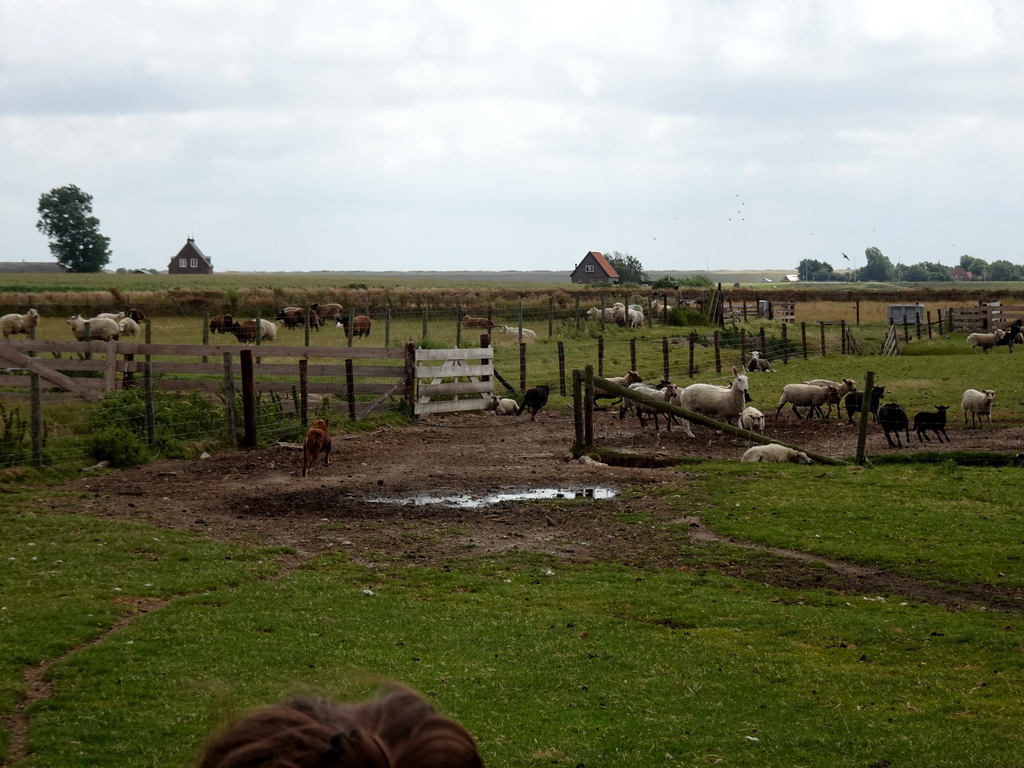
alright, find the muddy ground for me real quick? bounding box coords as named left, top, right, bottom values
left=49, top=406, right=1024, bottom=611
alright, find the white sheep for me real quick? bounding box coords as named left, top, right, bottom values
left=496, top=325, right=538, bottom=340
left=486, top=396, right=518, bottom=415
left=651, top=300, right=665, bottom=315
left=628, top=308, right=644, bottom=328
left=594, top=370, right=643, bottom=408
left=117, top=317, right=141, bottom=336
left=738, top=406, right=765, bottom=434
left=803, top=378, right=856, bottom=419
left=961, top=388, right=996, bottom=428
left=621, top=381, right=681, bottom=431
left=775, top=383, right=840, bottom=420
left=967, top=328, right=1005, bottom=353
left=586, top=307, right=618, bottom=323
left=741, top=444, right=813, bottom=464
left=96, top=311, right=125, bottom=321
left=1, top=308, right=39, bottom=340
left=674, top=367, right=751, bottom=438
left=611, top=302, right=628, bottom=326
left=67, top=314, right=120, bottom=342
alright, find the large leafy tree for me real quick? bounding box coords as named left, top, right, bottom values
left=857, top=246, right=894, bottom=282
left=959, top=254, right=988, bottom=277
left=903, top=261, right=953, bottom=282
left=605, top=251, right=649, bottom=284
left=36, top=185, right=111, bottom=272
left=986, top=259, right=1023, bottom=281
left=797, top=258, right=837, bottom=281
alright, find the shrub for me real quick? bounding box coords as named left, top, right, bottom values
left=88, top=425, right=150, bottom=467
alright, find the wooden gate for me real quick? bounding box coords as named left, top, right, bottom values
left=414, top=347, right=494, bottom=416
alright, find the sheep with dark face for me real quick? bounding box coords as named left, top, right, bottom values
left=878, top=403, right=910, bottom=448
left=914, top=406, right=950, bottom=443
left=846, top=386, right=885, bottom=424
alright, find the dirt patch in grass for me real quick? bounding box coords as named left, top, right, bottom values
left=48, top=406, right=1024, bottom=611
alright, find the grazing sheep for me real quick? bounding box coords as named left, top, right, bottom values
left=593, top=370, right=643, bottom=408
left=967, top=328, right=1005, bottom=353
left=741, top=444, right=813, bottom=464
left=775, top=383, right=841, bottom=420
left=627, top=307, right=645, bottom=328
left=846, top=386, right=885, bottom=424
left=878, top=403, right=910, bottom=448
left=746, top=351, right=774, bottom=372
left=276, top=307, right=321, bottom=330
left=738, top=406, right=765, bottom=434
left=804, top=378, right=856, bottom=419
left=127, top=307, right=147, bottom=323
left=67, top=314, right=119, bottom=342
left=460, top=314, right=494, bottom=330
left=675, top=366, right=751, bottom=438
left=338, top=315, right=372, bottom=338
left=0, top=308, right=39, bottom=340
left=914, top=406, right=950, bottom=443
left=233, top=318, right=277, bottom=343
left=961, top=388, right=996, bottom=428
left=496, top=325, right=538, bottom=340
left=516, top=384, right=550, bottom=421
left=209, top=314, right=237, bottom=334
left=117, top=317, right=140, bottom=336
left=309, top=302, right=343, bottom=324
left=621, top=380, right=682, bottom=431
left=486, top=396, right=518, bottom=415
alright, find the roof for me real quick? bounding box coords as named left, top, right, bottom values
left=586, top=251, right=618, bottom=277
left=0, top=261, right=67, bottom=273
left=172, top=237, right=213, bottom=267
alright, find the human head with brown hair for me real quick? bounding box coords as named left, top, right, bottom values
left=197, top=687, right=482, bottom=768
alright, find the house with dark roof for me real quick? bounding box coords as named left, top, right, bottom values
left=168, top=237, right=214, bottom=275
left=570, top=251, right=619, bottom=284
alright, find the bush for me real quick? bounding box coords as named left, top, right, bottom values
left=88, top=425, right=150, bottom=467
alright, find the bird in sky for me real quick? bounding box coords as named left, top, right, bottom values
left=842, top=252, right=850, bottom=260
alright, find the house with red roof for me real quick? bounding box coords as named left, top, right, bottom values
left=570, top=251, right=619, bottom=284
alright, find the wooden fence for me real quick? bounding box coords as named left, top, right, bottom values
left=948, top=306, right=1024, bottom=332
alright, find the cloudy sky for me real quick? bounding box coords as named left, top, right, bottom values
left=2, top=1, right=1023, bottom=274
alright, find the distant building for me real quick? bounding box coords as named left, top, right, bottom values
left=168, top=237, right=213, bottom=275
left=950, top=267, right=973, bottom=281
left=0, top=261, right=66, bottom=273
left=570, top=251, right=619, bottom=284
left=783, top=274, right=800, bottom=282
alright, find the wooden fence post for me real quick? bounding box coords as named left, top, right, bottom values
left=903, top=315, right=910, bottom=342
left=575, top=295, right=581, bottom=331
left=519, top=343, right=527, bottom=391
left=630, top=337, right=637, bottom=372
left=801, top=322, right=808, bottom=358
left=144, top=361, right=157, bottom=447
left=688, top=334, right=695, bottom=378
left=240, top=349, right=256, bottom=448
left=759, top=327, right=767, bottom=355
left=30, top=373, right=43, bottom=469
left=927, top=310, right=933, bottom=340
left=781, top=323, right=789, bottom=364
left=223, top=353, right=236, bottom=443
left=819, top=322, right=826, bottom=357
left=202, top=311, right=210, bottom=363
left=455, top=308, right=462, bottom=348
left=598, top=336, right=604, bottom=378
left=662, top=337, right=670, bottom=381
left=713, top=330, right=721, bottom=373
left=856, top=370, right=875, bottom=466
left=299, top=359, right=308, bottom=426
left=346, top=359, right=357, bottom=421
left=404, top=342, right=417, bottom=415
left=583, top=365, right=594, bottom=454
left=422, top=306, right=428, bottom=341
left=558, top=341, right=566, bottom=396
left=739, top=328, right=746, bottom=362
left=385, top=307, right=392, bottom=348
left=548, top=297, right=554, bottom=338
left=916, top=316, right=922, bottom=340
left=855, top=299, right=860, bottom=325
left=572, top=369, right=584, bottom=456
left=841, top=320, right=847, bottom=355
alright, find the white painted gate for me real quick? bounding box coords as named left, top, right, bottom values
left=413, top=347, right=494, bottom=416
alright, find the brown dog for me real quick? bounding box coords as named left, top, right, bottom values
left=301, top=419, right=331, bottom=477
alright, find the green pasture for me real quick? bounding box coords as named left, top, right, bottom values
left=3, top=463, right=1024, bottom=767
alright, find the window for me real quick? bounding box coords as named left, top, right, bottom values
left=179, top=258, right=187, bottom=268
left=585, top=264, right=594, bottom=272
left=190, top=258, right=198, bottom=268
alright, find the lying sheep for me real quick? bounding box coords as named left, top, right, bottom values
left=914, top=406, right=950, bottom=443
left=961, top=388, right=996, bottom=428
left=775, top=383, right=840, bottom=420
left=746, top=351, right=773, bottom=372
left=878, top=403, right=910, bottom=448
left=486, top=396, right=518, bottom=415
left=96, top=311, right=125, bottom=321
left=741, top=444, right=812, bottom=464
left=674, top=367, right=751, bottom=438
left=496, top=325, right=538, bottom=340
left=804, top=378, right=856, bottom=419
left=67, top=314, right=119, bottom=342
left=1, top=308, right=39, bottom=340
left=117, top=317, right=140, bottom=336
left=461, top=314, right=493, bottom=330
left=967, top=328, right=1005, bottom=353
left=738, top=406, right=765, bottom=434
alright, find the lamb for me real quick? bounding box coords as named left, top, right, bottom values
left=461, top=314, right=494, bottom=330
left=746, top=351, right=774, bottom=372
left=117, top=317, right=141, bottom=336
left=67, top=314, right=119, bottom=342
left=621, top=381, right=681, bottom=431
left=593, top=370, right=643, bottom=408
left=804, top=378, right=856, bottom=419
left=967, top=328, right=1005, bottom=353
left=741, top=444, right=813, bottom=464
left=627, top=307, right=644, bottom=328
left=878, top=403, right=910, bottom=448
left=0, top=308, right=39, bottom=340
left=738, top=406, right=765, bottom=434
left=961, top=388, right=996, bottom=428
left=846, top=386, right=885, bottom=424
left=338, top=315, right=372, bottom=338
left=496, top=325, right=538, bottom=340
left=775, top=383, right=841, bottom=420
left=485, top=396, right=518, bottom=415
left=674, top=366, right=751, bottom=438
left=914, top=406, right=950, bottom=443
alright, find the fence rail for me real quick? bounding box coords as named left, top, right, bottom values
left=948, top=306, right=1024, bottom=332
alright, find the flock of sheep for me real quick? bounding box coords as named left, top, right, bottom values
left=0, top=307, right=146, bottom=342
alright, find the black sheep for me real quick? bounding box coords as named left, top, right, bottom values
left=994, top=319, right=1024, bottom=352
left=845, top=386, right=885, bottom=424
left=914, top=406, right=950, bottom=443
left=878, top=403, right=910, bottom=448
left=516, top=384, right=550, bottom=421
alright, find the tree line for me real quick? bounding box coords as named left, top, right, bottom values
left=799, top=247, right=1024, bottom=283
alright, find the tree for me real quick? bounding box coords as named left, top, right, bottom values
left=36, top=185, right=111, bottom=272
left=857, top=246, right=894, bottom=282
left=903, top=261, right=953, bottom=282
left=604, top=251, right=649, bottom=284
left=986, top=259, right=1023, bottom=281
left=959, top=254, right=988, bottom=278
left=797, top=258, right=837, bottom=282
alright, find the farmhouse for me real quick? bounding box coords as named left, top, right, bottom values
left=570, top=251, right=619, bottom=284
left=168, top=237, right=214, bottom=275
